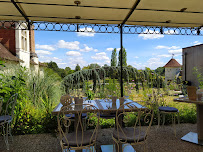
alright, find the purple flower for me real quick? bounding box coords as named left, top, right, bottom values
left=131, top=87, right=133, bottom=90
left=132, top=80, right=134, bottom=81
left=151, top=73, right=154, bottom=75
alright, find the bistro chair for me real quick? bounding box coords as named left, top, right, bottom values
left=112, top=102, right=154, bottom=152
left=57, top=104, right=100, bottom=152
left=0, top=93, right=18, bottom=150
left=60, top=96, right=87, bottom=131
left=157, top=106, right=180, bottom=137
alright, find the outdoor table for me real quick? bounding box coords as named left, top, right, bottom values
left=174, top=98, right=203, bottom=145
left=52, top=99, right=146, bottom=152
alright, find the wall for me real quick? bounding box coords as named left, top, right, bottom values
left=15, top=23, right=30, bottom=69
left=165, top=67, right=181, bottom=82
left=0, top=28, right=16, bottom=55
left=182, top=44, right=203, bottom=87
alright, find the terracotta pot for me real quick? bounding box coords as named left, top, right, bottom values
left=187, top=86, right=197, bottom=101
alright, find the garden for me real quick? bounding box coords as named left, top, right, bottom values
left=0, top=61, right=197, bottom=136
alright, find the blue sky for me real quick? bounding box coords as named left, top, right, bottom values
left=35, top=30, right=203, bottom=70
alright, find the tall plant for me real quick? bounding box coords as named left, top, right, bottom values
left=111, top=48, right=117, bottom=66
left=118, top=47, right=127, bottom=67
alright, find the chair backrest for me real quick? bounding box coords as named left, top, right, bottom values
left=57, top=104, right=100, bottom=148
left=0, top=98, right=3, bottom=114
left=119, top=97, right=125, bottom=107
left=115, top=102, right=154, bottom=144
left=74, top=97, right=79, bottom=103
left=60, top=95, right=72, bottom=106
left=5, top=94, right=18, bottom=119
left=112, top=96, right=117, bottom=109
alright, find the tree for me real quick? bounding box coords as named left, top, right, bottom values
left=111, top=48, right=117, bottom=66
left=155, top=67, right=165, bottom=76
left=47, top=61, right=58, bottom=71
left=65, top=67, right=74, bottom=75
left=118, top=47, right=127, bottom=67
left=75, top=64, right=81, bottom=71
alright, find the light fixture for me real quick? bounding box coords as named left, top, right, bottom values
left=74, top=1, right=81, bottom=6
left=180, top=8, right=187, bottom=12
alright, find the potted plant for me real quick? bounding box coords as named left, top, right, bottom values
left=193, top=67, right=203, bottom=101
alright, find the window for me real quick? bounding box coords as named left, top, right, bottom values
left=21, top=30, right=28, bottom=51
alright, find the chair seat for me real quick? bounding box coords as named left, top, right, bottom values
left=65, top=113, right=87, bottom=119
left=113, top=127, right=146, bottom=143
left=62, top=130, right=96, bottom=147
left=0, top=115, right=12, bottom=123
left=97, top=113, right=116, bottom=119
left=158, top=106, right=178, bottom=112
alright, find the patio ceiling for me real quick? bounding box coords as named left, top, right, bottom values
left=0, top=0, right=202, bottom=28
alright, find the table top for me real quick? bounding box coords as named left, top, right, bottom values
left=174, top=98, right=203, bottom=105
left=52, top=99, right=147, bottom=115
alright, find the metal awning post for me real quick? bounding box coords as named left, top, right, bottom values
left=120, top=25, right=123, bottom=97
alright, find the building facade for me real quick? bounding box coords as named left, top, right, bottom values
left=0, top=22, right=45, bottom=72
left=182, top=44, right=203, bottom=87
left=164, top=58, right=181, bottom=82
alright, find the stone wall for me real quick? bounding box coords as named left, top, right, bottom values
left=165, top=67, right=181, bottom=82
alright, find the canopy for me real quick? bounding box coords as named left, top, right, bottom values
left=0, top=0, right=202, bottom=27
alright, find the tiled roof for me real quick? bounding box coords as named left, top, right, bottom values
left=0, top=43, right=23, bottom=62
left=164, top=58, right=181, bottom=67
left=30, top=60, right=38, bottom=65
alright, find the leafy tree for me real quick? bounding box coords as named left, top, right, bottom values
left=155, top=67, right=165, bottom=76
left=82, top=63, right=101, bottom=70
left=47, top=61, right=59, bottom=71
left=111, top=48, right=117, bottom=66
left=75, top=64, right=81, bottom=71
left=65, top=67, right=74, bottom=75
left=118, top=47, right=127, bottom=67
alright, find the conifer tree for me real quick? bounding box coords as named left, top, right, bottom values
left=118, top=47, right=127, bottom=67
left=111, top=48, right=117, bottom=66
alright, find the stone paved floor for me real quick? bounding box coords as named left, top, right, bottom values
left=0, top=123, right=203, bottom=152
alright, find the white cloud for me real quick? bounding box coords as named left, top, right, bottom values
left=77, top=28, right=95, bottom=37
left=80, top=44, right=93, bottom=52
left=134, top=56, right=139, bottom=59
left=57, top=40, right=80, bottom=50
left=106, top=48, right=114, bottom=51
left=147, top=57, right=165, bottom=69
left=132, top=62, right=145, bottom=69
left=155, top=45, right=180, bottom=50
left=36, top=50, right=52, bottom=55
left=91, top=52, right=110, bottom=63
left=39, top=56, right=62, bottom=63
left=67, top=57, right=88, bottom=69
left=35, top=44, right=55, bottom=51
left=168, top=49, right=182, bottom=54
left=66, top=51, right=81, bottom=56
left=193, top=41, right=202, bottom=45
left=157, top=54, right=172, bottom=58
left=117, top=48, right=121, bottom=51
left=138, top=30, right=164, bottom=40
left=57, top=63, right=67, bottom=65
left=94, top=49, right=99, bottom=52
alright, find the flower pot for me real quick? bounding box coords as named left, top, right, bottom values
left=187, top=86, right=197, bottom=101
left=196, top=89, right=203, bottom=101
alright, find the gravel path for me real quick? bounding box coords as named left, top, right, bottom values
left=0, top=123, right=203, bottom=152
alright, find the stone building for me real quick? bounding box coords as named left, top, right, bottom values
left=164, top=58, right=182, bottom=82
left=182, top=44, right=203, bottom=87
left=0, top=22, right=46, bottom=73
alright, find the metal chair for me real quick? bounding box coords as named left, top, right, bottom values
left=112, top=102, right=154, bottom=152
left=57, top=104, right=100, bottom=152
left=157, top=106, right=180, bottom=137
left=0, top=93, right=18, bottom=150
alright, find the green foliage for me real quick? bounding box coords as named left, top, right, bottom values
left=155, top=67, right=165, bottom=76
left=0, top=65, right=63, bottom=135
left=118, top=47, right=127, bottom=67
left=75, top=64, right=81, bottom=72
left=193, top=67, right=203, bottom=89
left=111, top=48, right=117, bottom=66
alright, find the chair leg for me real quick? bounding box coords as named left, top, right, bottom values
left=8, top=122, right=13, bottom=142
left=2, top=124, right=9, bottom=150
left=162, top=113, right=165, bottom=126
left=173, top=113, right=176, bottom=137
left=177, top=112, right=180, bottom=125
left=157, top=111, right=160, bottom=130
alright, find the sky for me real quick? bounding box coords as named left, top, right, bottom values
left=34, top=29, right=203, bottom=70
